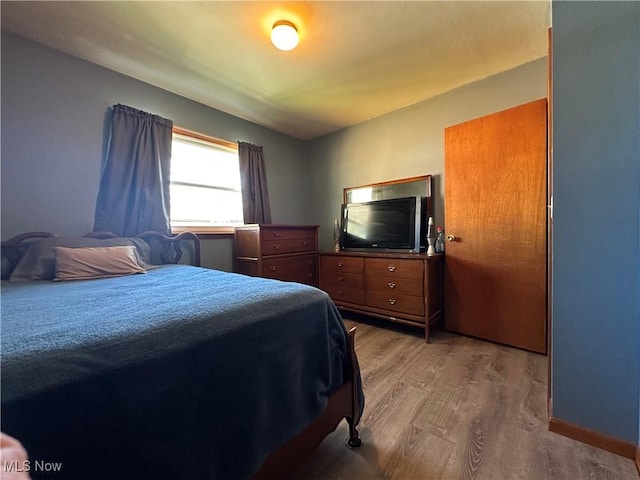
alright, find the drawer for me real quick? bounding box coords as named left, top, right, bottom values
left=262, top=255, right=316, bottom=285
left=319, top=255, right=364, bottom=274
left=365, top=258, right=423, bottom=279
left=366, top=291, right=425, bottom=317
left=365, top=275, right=423, bottom=296
left=323, top=284, right=365, bottom=305
left=260, top=227, right=317, bottom=241
left=262, top=236, right=315, bottom=255
left=320, top=271, right=363, bottom=289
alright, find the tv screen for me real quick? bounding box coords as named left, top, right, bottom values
left=341, top=196, right=422, bottom=252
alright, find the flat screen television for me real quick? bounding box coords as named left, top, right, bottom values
left=340, top=195, right=422, bottom=253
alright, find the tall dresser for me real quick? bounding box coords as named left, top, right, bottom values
left=234, top=224, right=318, bottom=287
left=319, top=251, right=443, bottom=342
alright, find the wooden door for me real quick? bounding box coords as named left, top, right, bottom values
left=444, top=99, right=547, bottom=353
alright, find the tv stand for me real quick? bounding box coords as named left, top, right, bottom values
left=319, top=251, right=443, bottom=342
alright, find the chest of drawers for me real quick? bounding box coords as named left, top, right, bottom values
left=319, top=252, right=443, bottom=341
left=234, top=225, right=318, bottom=286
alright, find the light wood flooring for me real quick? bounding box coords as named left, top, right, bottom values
left=291, top=316, right=638, bottom=480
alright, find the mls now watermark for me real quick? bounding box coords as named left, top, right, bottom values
left=3, top=460, right=63, bottom=473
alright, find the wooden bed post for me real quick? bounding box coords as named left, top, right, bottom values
left=346, top=326, right=362, bottom=448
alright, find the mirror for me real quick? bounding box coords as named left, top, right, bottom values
left=343, top=175, right=433, bottom=216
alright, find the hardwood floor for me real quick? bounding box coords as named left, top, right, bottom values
left=291, top=316, right=638, bottom=480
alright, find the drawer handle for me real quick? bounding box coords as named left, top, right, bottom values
left=308, top=260, right=313, bottom=265
left=388, top=298, right=396, bottom=305
left=338, top=276, right=344, bottom=282
left=338, top=290, right=344, bottom=296
left=337, top=262, right=343, bottom=267
left=303, top=241, right=308, bottom=246
left=388, top=282, right=396, bottom=289
left=270, top=266, right=276, bottom=271
left=273, top=232, right=280, bottom=238
left=273, top=244, right=280, bottom=250
left=387, top=265, right=396, bottom=272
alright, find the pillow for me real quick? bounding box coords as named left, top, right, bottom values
left=9, top=237, right=151, bottom=282
left=53, top=246, right=146, bottom=281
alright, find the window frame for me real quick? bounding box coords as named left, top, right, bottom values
left=170, top=127, right=242, bottom=236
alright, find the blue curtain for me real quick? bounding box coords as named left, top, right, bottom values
left=94, top=104, right=173, bottom=236
left=238, top=142, right=272, bottom=224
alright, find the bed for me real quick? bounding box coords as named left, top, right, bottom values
left=1, top=231, right=363, bottom=480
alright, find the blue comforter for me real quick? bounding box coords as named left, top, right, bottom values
left=1, top=265, right=360, bottom=479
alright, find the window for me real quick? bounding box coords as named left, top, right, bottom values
left=170, top=127, right=243, bottom=233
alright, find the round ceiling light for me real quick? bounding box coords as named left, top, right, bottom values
left=271, top=20, right=299, bottom=51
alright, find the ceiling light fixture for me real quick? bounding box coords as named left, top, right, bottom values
left=271, top=20, right=299, bottom=51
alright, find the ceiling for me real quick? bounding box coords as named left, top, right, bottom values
left=1, top=1, right=550, bottom=140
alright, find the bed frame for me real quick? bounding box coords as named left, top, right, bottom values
left=1, top=230, right=363, bottom=479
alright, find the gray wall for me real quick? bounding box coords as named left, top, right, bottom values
left=552, top=2, right=640, bottom=444
left=1, top=31, right=308, bottom=271
left=306, top=58, right=548, bottom=250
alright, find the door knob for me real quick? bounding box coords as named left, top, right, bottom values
left=446, top=234, right=456, bottom=242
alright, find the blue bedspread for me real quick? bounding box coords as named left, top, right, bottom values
left=1, top=265, right=361, bottom=479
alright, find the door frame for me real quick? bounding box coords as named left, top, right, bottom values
left=547, top=26, right=554, bottom=418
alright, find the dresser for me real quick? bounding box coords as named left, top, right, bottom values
left=319, top=251, right=443, bottom=341
left=234, top=224, right=318, bottom=287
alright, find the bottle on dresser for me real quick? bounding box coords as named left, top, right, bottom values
left=435, top=226, right=445, bottom=253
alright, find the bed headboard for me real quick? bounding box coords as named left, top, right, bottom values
left=1, top=231, right=201, bottom=280
left=86, top=231, right=201, bottom=267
